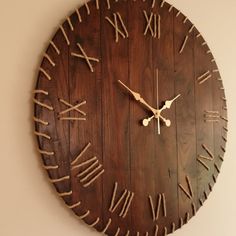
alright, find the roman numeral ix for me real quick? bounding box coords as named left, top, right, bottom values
left=71, top=143, right=104, bottom=188
left=105, top=12, right=129, bottom=43
left=58, top=98, right=86, bottom=121
left=109, top=182, right=134, bottom=218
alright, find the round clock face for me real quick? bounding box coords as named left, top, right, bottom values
left=34, top=0, right=228, bottom=235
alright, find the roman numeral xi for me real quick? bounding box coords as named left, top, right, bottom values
left=105, top=12, right=129, bottom=42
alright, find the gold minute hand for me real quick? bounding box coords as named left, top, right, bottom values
left=118, top=80, right=157, bottom=115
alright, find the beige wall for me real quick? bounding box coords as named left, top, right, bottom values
left=0, top=0, right=235, bottom=235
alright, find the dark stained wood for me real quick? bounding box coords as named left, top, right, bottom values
left=129, top=1, right=155, bottom=234
left=212, top=50, right=227, bottom=194
left=194, top=30, right=215, bottom=207
left=101, top=1, right=130, bottom=235
left=68, top=3, right=103, bottom=231
left=174, top=10, right=198, bottom=223
left=152, top=2, right=178, bottom=234
left=33, top=0, right=228, bottom=235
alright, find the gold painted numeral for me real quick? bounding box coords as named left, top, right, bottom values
left=143, top=11, right=160, bottom=39
left=197, top=144, right=214, bottom=171
left=58, top=98, right=86, bottom=121
left=71, top=43, right=99, bottom=72
left=196, top=71, right=212, bottom=84
left=105, top=13, right=129, bottom=43
left=204, top=110, right=220, bottom=122
left=109, top=182, right=134, bottom=218
left=71, top=143, right=104, bottom=187
left=148, top=193, right=167, bottom=221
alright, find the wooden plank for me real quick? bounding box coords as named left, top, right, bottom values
left=152, top=2, right=178, bottom=233
left=101, top=1, right=130, bottom=235
left=129, top=1, right=155, bottom=234
left=174, top=11, right=198, bottom=224
left=68, top=2, right=103, bottom=230
left=194, top=30, right=214, bottom=207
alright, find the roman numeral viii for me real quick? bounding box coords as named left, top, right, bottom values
left=71, top=143, right=104, bottom=188
left=109, top=182, right=134, bottom=218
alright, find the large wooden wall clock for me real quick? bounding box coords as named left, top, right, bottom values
left=33, top=0, right=228, bottom=235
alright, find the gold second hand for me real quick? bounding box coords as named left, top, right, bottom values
left=156, top=68, right=161, bottom=135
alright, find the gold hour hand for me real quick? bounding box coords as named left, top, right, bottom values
left=118, top=80, right=157, bottom=115
left=160, top=94, right=181, bottom=112
left=165, top=94, right=181, bottom=108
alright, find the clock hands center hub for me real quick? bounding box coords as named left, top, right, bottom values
left=117, top=80, right=179, bottom=128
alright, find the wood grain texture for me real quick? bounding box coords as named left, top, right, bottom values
left=174, top=9, right=197, bottom=225
left=34, top=0, right=227, bottom=235
left=68, top=3, right=103, bottom=230
left=101, top=0, right=130, bottom=235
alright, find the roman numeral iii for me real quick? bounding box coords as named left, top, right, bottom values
left=109, top=182, right=134, bottom=218
left=204, top=110, right=220, bottom=122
